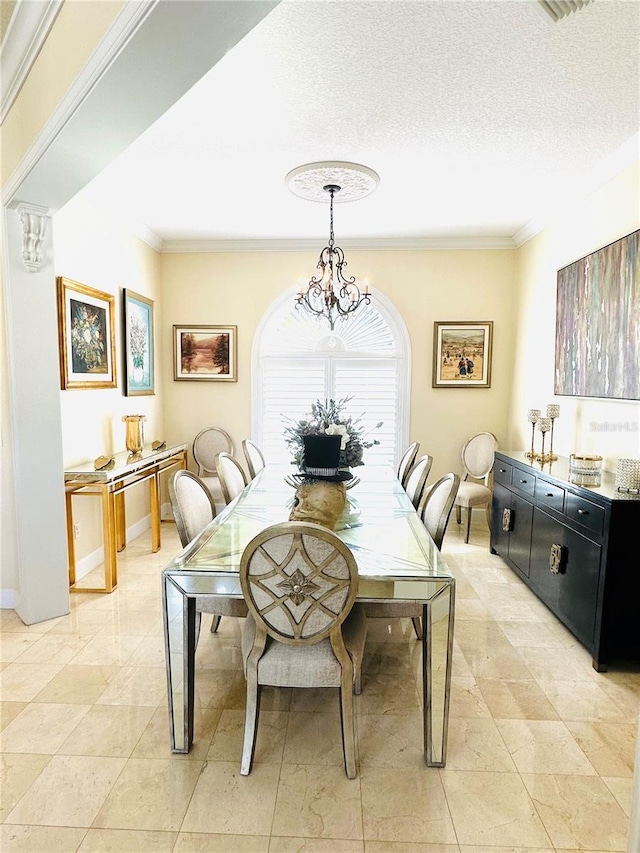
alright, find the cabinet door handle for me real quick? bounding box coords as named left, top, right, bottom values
left=502, top=508, right=512, bottom=532
left=549, top=543, right=564, bottom=575
left=577, top=508, right=589, bottom=515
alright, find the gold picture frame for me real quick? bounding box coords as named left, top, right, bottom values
left=57, top=277, right=117, bottom=390
left=432, top=321, right=493, bottom=388
left=173, top=325, right=237, bottom=382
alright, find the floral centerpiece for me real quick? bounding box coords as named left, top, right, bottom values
left=284, top=397, right=382, bottom=470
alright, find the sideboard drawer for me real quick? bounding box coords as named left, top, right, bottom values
left=536, top=480, right=565, bottom=513
left=565, top=493, right=604, bottom=536
left=493, top=460, right=512, bottom=486
left=511, top=466, right=536, bottom=498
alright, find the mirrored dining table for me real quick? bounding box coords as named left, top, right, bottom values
left=162, top=464, right=455, bottom=766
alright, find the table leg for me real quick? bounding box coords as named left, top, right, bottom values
left=150, top=469, right=161, bottom=552
left=422, top=579, right=455, bottom=767
left=102, top=487, right=118, bottom=592
left=65, top=491, right=76, bottom=586
left=163, top=575, right=196, bottom=753
left=115, top=485, right=126, bottom=552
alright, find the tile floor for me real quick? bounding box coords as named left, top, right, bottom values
left=1, top=514, right=638, bottom=852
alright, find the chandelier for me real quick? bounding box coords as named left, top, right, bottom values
left=286, top=161, right=379, bottom=331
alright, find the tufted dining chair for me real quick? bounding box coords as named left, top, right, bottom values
left=404, top=454, right=433, bottom=509
left=453, top=432, right=498, bottom=543
left=364, top=472, right=459, bottom=640
left=242, top=438, right=266, bottom=480
left=239, top=521, right=367, bottom=778
left=168, top=469, right=248, bottom=632
left=215, top=451, right=248, bottom=505
left=397, top=442, right=420, bottom=488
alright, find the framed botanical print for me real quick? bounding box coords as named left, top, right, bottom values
left=56, top=277, right=117, bottom=389
left=173, top=325, right=237, bottom=381
left=123, top=289, right=155, bottom=396
left=432, top=321, right=493, bottom=388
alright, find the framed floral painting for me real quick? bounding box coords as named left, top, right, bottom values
left=432, top=321, right=493, bottom=388
left=123, top=289, right=155, bottom=396
left=173, top=325, right=237, bottom=381
left=56, top=277, right=117, bottom=389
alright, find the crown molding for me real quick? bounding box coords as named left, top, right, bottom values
left=0, top=0, right=64, bottom=125
left=159, top=235, right=517, bottom=253
left=513, top=131, right=640, bottom=248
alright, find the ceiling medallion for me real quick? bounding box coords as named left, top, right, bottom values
left=285, top=161, right=380, bottom=331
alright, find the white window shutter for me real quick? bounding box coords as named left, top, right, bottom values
left=254, top=294, right=410, bottom=470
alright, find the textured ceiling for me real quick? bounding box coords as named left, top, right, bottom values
left=80, top=0, right=640, bottom=247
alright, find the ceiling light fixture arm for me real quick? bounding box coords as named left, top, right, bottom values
left=295, top=184, right=371, bottom=331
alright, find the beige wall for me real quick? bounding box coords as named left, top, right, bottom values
left=510, top=161, right=640, bottom=470
left=160, top=247, right=517, bottom=482
left=53, top=195, right=163, bottom=566
left=1, top=1, right=124, bottom=186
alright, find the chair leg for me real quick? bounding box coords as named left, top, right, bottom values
left=241, top=676, right=260, bottom=776
left=210, top=615, right=222, bottom=633
left=485, top=502, right=492, bottom=532
left=456, top=504, right=462, bottom=525
left=339, top=665, right=357, bottom=779
left=465, top=507, right=472, bottom=543
left=411, top=616, right=423, bottom=640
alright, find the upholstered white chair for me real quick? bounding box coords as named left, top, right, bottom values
left=215, top=451, right=248, bottom=505
left=404, top=454, right=433, bottom=509
left=168, top=469, right=247, bottom=632
left=397, top=442, right=420, bottom=488
left=239, top=521, right=367, bottom=778
left=454, top=432, right=498, bottom=543
left=364, top=472, right=459, bottom=640
left=192, top=427, right=234, bottom=507
left=242, top=438, right=266, bottom=480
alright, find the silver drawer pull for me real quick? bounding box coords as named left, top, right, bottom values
left=499, top=468, right=506, bottom=473
left=577, top=508, right=589, bottom=515
left=546, top=492, right=554, bottom=497
left=519, top=479, right=527, bottom=484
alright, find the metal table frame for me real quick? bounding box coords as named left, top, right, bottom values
left=162, top=465, right=455, bottom=766
left=65, top=443, right=187, bottom=593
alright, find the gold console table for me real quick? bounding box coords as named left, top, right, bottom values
left=64, top=443, right=187, bottom=593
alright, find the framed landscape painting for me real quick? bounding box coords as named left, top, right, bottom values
left=173, top=325, right=237, bottom=381
left=123, top=289, right=155, bottom=396
left=57, top=276, right=117, bottom=389
left=432, top=321, right=493, bottom=388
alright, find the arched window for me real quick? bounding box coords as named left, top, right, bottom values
left=252, top=288, right=411, bottom=469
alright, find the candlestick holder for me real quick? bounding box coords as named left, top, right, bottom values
left=546, top=404, right=560, bottom=460
left=537, top=417, right=552, bottom=462
left=525, top=409, right=541, bottom=459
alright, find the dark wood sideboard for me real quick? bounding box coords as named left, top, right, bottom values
left=490, top=450, right=640, bottom=671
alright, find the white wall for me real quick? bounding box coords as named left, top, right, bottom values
left=510, top=161, right=640, bottom=470
left=51, top=194, right=164, bottom=569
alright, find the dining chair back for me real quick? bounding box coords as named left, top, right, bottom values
left=169, top=469, right=247, bottom=632
left=364, top=471, right=459, bottom=641
left=404, top=454, right=433, bottom=509
left=242, top=438, right=266, bottom=479
left=397, top=442, right=420, bottom=488
left=239, top=521, right=366, bottom=778
left=192, top=427, right=234, bottom=508
left=215, top=451, right=248, bottom=504
left=169, top=469, right=217, bottom=548
left=453, top=431, right=498, bottom=543
left=418, top=472, right=460, bottom=550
